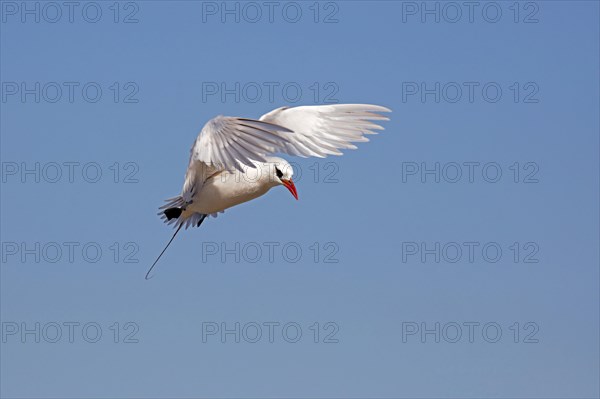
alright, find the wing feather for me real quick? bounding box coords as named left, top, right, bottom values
left=259, top=104, right=391, bottom=158
left=190, top=116, right=293, bottom=171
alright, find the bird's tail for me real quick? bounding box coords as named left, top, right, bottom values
left=146, top=196, right=208, bottom=280
left=158, top=195, right=206, bottom=229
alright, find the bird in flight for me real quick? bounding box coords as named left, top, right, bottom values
left=146, top=104, right=391, bottom=279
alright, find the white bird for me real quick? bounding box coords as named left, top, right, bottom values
left=146, top=103, right=391, bottom=279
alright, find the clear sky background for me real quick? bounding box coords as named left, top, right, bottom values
left=1, top=1, right=599, bottom=398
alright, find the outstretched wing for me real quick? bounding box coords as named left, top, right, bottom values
left=259, top=104, right=391, bottom=158
left=190, top=104, right=390, bottom=173
left=179, top=104, right=390, bottom=209
left=190, top=116, right=294, bottom=172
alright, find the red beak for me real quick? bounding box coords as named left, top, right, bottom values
left=281, top=179, right=298, bottom=200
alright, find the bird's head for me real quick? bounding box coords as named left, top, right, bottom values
left=267, top=157, right=298, bottom=200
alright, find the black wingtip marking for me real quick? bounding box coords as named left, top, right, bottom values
left=164, top=207, right=182, bottom=220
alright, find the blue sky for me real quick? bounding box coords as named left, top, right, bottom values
left=1, top=1, right=599, bottom=398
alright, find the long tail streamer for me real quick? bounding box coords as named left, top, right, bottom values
left=145, top=223, right=183, bottom=280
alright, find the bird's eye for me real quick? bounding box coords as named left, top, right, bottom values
left=275, top=167, right=283, bottom=178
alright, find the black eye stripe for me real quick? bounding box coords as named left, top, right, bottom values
left=275, top=167, right=283, bottom=178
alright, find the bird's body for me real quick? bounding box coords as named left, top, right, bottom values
left=181, top=158, right=287, bottom=216
left=147, top=103, right=391, bottom=278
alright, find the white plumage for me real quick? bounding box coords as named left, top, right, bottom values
left=147, top=103, right=391, bottom=279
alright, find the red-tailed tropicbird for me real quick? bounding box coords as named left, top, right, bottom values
left=147, top=104, right=391, bottom=279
